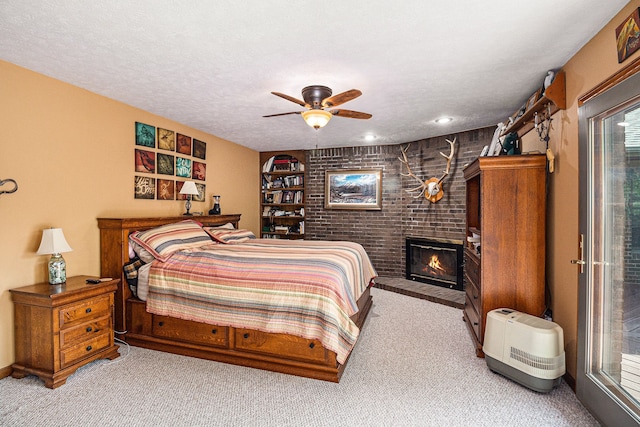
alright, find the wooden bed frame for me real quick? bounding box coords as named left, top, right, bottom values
left=98, top=214, right=373, bottom=382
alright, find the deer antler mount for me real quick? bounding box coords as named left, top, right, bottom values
left=398, top=137, right=456, bottom=203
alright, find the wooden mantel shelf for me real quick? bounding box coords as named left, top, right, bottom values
left=501, top=70, right=566, bottom=138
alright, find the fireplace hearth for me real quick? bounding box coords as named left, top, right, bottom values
left=406, top=237, right=464, bottom=291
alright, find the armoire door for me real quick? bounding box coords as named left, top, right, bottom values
left=577, top=70, right=640, bottom=426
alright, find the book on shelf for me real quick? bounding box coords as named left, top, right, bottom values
left=272, top=177, right=284, bottom=188
left=283, top=175, right=303, bottom=187
left=262, top=156, right=275, bottom=173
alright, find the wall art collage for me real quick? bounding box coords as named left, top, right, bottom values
left=134, top=121, right=207, bottom=201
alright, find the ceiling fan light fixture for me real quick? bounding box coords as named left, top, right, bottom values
left=301, top=109, right=332, bottom=129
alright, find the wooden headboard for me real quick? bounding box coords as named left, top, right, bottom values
left=97, top=214, right=241, bottom=334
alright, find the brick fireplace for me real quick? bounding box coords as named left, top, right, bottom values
left=405, top=237, right=464, bottom=291
left=303, top=126, right=490, bottom=280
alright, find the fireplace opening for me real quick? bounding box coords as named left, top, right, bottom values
left=406, top=237, right=464, bottom=291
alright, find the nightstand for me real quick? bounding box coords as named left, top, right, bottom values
left=10, top=275, right=120, bottom=388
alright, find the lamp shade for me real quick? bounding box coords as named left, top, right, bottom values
left=301, top=109, right=332, bottom=129
left=36, top=228, right=73, bottom=255
left=179, top=181, right=199, bottom=196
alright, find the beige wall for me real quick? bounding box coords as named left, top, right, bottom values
left=2, top=0, right=639, bottom=380
left=0, top=60, right=259, bottom=368
left=521, top=0, right=640, bottom=379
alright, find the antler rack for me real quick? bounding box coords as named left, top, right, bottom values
left=398, top=138, right=456, bottom=203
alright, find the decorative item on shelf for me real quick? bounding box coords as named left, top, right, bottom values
left=487, top=123, right=505, bottom=157
left=534, top=103, right=553, bottom=143
left=179, top=181, right=199, bottom=216
left=543, top=70, right=556, bottom=94
left=209, top=195, right=221, bottom=215
left=0, top=178, right=18, bottom=195
left=398, top=137, right=456, bottom=203
left=501, top=133, right=521, bottom=155
left=36, top=228, right=73, bottom=285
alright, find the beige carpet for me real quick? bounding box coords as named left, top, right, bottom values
left=0, top=288, right=599, bottom=426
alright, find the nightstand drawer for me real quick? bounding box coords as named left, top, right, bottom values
left=59, top=315, right=112, bottom=348
left=59, top=295, right=111, bottom=328
left=60, top=332, right=112, bottom=368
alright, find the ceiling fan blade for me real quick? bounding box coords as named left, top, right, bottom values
left=330, top=109, right=372, bottom=120
left=271, top=92, right=309, bottom=108
left=322, top=89, right=362, bottom=108
left=262, top=111, right=302, bottom=118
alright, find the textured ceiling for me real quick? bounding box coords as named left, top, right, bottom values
left=0, top=1, right=630, bottom=151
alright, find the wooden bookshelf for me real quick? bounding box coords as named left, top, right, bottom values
left=260, top=151, right=306, bottom=239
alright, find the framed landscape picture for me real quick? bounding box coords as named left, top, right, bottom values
left=325, top=169, right=382, bottom=210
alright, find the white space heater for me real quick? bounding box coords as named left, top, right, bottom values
left=483, top=308, right=565, bottom=393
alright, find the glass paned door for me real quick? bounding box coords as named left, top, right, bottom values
left=577, top=73, right=640, bottom=426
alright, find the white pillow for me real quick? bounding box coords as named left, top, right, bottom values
left=207, top=222, right=235, bottom=230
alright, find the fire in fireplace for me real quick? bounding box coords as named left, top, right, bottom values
left=406, top=237, right=464, bottom=291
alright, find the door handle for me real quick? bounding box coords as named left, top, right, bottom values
left=570, top=234, right=585, bottom=274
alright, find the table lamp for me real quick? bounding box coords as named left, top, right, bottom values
left=36, top=228, right=73, bottom=285
left=179, top=181, right=199, bottom=216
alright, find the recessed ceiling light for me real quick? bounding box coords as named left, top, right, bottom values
left=364, top=134, right=377, bottom=141
left=435, top=117, right=452, bottom=124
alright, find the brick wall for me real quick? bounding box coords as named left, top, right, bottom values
left=304, top=126, right=493, bottom=277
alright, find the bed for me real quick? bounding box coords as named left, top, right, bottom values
left=98, top=214, right=375, bottom=382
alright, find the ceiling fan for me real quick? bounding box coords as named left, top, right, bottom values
left=263, top=85, right=372, bottom=129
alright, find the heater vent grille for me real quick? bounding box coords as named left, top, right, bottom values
left=510, top=347, right=561, bottom=371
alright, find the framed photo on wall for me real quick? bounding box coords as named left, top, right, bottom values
left=135, top=122, right=155, bottom=148
left=325, top=169, right=382, bottom=210
left=616, top=8, right=640, bottom=63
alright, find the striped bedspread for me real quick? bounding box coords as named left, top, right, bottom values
left=146, top=239, right=377, bottom=364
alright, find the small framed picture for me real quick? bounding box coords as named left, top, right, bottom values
left=156, top=179, right=175, bottom=200
left=192, top=161, right=206, bottom=181
left=157, top=153, right=175, bottom=175
left=176, top=157, right=192, bottom=178
left=134, top=149, right=155, bottom=173
left=194, top=183, right=206, bottom=202
left=134, top=176, right=155, bottom=199
left=616, top=8, right=640, bottom=63
left=157, top=128, right=175, bottom=151
left=526, top=89, right=542, bottom=111
left=177, top=133, right=192, bottom=155
left=193, top=139, right=206, bottom=159
left=135, top=122, right=155, bottom=148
